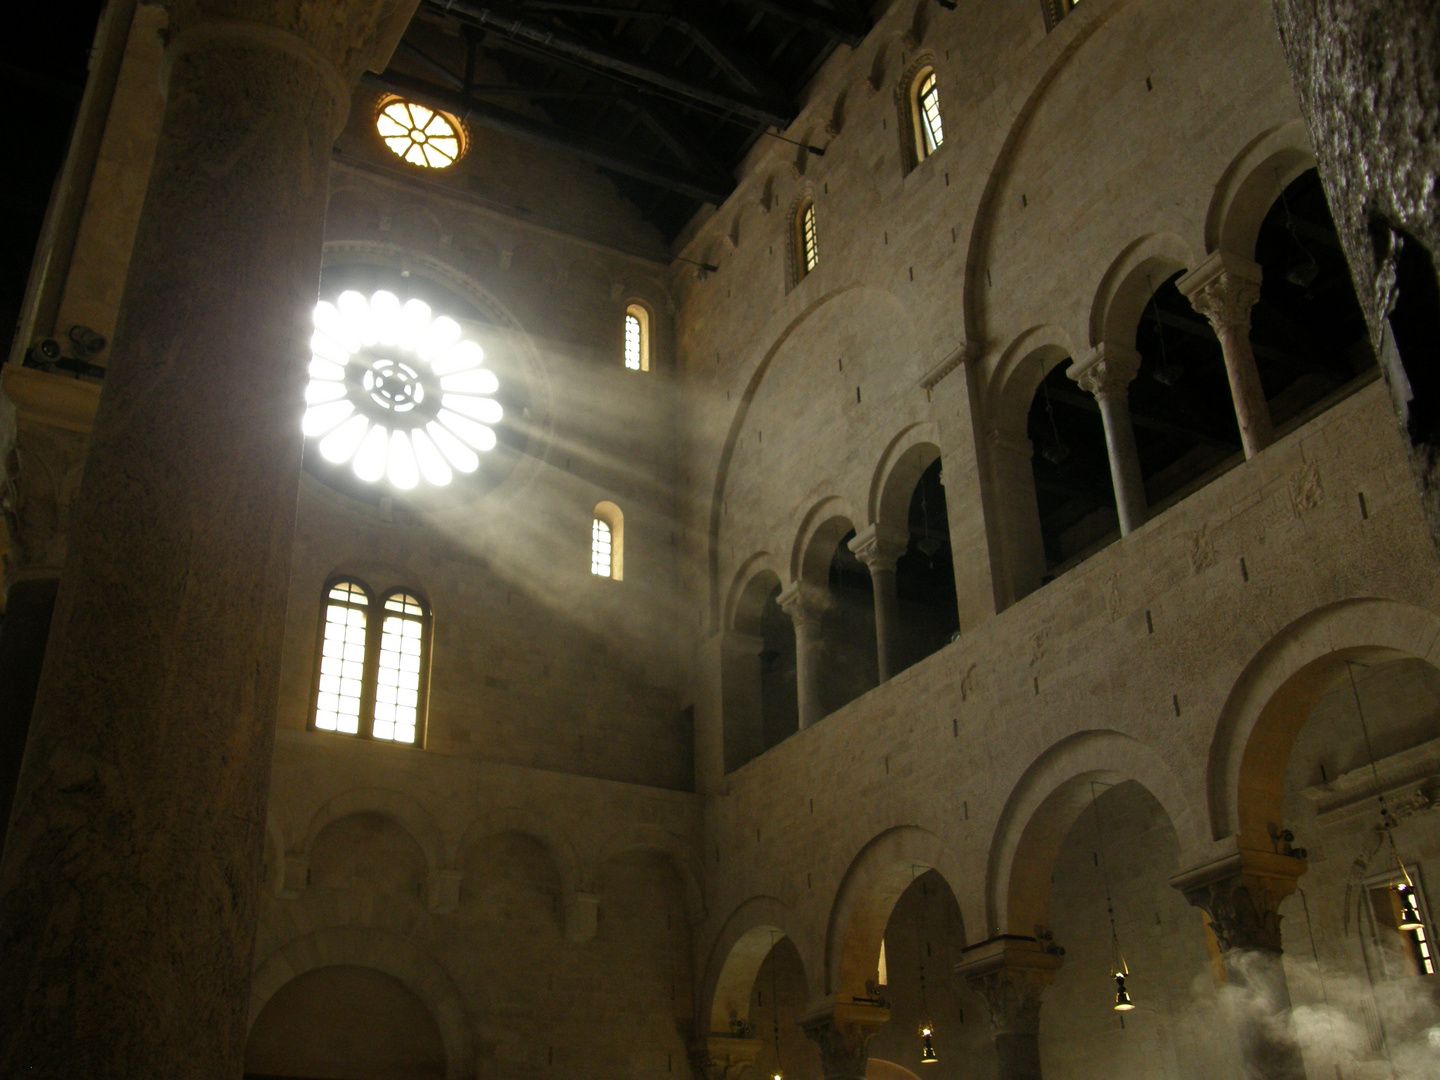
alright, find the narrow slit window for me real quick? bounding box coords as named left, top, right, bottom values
left=592, top=518, right=613, bottom=577
left=624, top=304, right=650, bottom=371
left=917, top=70, right=944, bottom=157
left=373, top=592, right=427, bottom=745
left=315, top=581, right=369, bottom=735
left=800, top=202, right=819, bottom=277
left=591, top=501, right=624, bottom=580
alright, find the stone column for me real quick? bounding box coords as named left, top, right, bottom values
left=956, top=937, right=1064, bottom=1080
left=1179, top=252, right=1274, bottom=459
left=0, top=5, right=411, bottom=1074
left=800, top=1001, right=891, bottom=1080
left=1069, top=344, right=1148, bottom=535
left=1172, top=848, right=1308, bottom=1080
left=848, top=524, right=909, bottom=682
left=778, top=581, right=830, bottom=729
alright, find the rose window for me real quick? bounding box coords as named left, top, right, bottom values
left=376, top=99, right=464, bottom=169
left=301, top=289, right=502, bottom=491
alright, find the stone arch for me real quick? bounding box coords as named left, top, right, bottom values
left=724, top=552, right=784, bottom=634
left=986, top=730, right=1203, bottom=938
left=1207, top=598, right=1440, bottom=846
left=986, top=324, right=1080, bottom=438
left=825, top=826, right=968, bottom=998
left=868, top=422, right=942, bottom=533
left=592, top=824, right=706, bottom=924
left=700, top=896, right=809, bottom=1034
left=1205, top=119, right=1315, bottom=259
left=452, top=806, right=581, bottom=901
left=1088, top=232, right=1197, bottom=349
left=303, top=787, right=447, bottom=882
left=249, top=927, right=476, bottom=1080
left=790, top=496, right=860, bottom=587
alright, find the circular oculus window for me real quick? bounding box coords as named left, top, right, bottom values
left=376, top=99, right=464, bottom=169
left=302, top=289, right=502, bottom=491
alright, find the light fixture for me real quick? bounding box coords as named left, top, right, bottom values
left=302, top=288, right=502, bottom=491
left=920, top=1025, right=939, bottom=1063
left=1346, top=662, right=1430, bottom=939
left=769, top=931, right=785, bottom=1080
left=1040, top=379, right=1071, bottom=465
left=1113, top=970, right=1134, bottom=1012
left=1090, top=781, right=1135, bottom=1019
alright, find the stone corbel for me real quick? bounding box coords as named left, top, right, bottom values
left=919, top=340, right=982, bottom=392
left=428, top=868, right=464, bottom=914
left=564, top=890, right=601, bottom=942
left=1169, top=843, right=1307, bottom=954
left=275, top=853, right=309, bottom=900
left=953, top=936, right=1064, bottom=1037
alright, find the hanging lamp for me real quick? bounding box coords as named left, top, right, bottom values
left=1090, top=781, right=1135, bottom=1016
left=769, top=931, right=784, bottom=1080
left=913, top=868, right=940, bottom=1064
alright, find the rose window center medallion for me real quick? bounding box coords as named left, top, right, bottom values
left=301, top=289, right=503, bottom=492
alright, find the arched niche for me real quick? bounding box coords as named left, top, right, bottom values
left=245, top=964, right=448, bottom=1080
left=725, top=566, right=797, bottom=772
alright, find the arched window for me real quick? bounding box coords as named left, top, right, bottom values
left=913, top=68, right=944, bottom=160
left=591, top=501, right=624, bottom=580
left=624, top=304, right=650, bottom=371
left=797, top=200, right=819, bottom=280
left=312, top=578, right=430, bottom=745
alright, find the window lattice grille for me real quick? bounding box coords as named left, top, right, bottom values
left=373, top=592, right=425, bottom=744
left=801, top=203, right=819, bottom=275
left=625, top=312, right=643, bottom=370
left=592, top=518, right=614, bottom=577
left=918, top=72, right=944, bottom=155
left=315, top=582, right=368, bottom=734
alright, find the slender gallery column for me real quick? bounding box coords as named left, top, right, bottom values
left=1179, top=251, right=1274, bottom=459
left=1069, top=344, right=1148, bottom=535
left=0, top=7, right=401, bottom=1075
left=778, top=581, right=830, bottom=729
left=956, top=937, right=1065, bottom=1080
left=848, top=523, right=908, bottom=682
left=1172, top=848, right=1308, bottom=1080
left=800, top=1002, right=891, bottom=1080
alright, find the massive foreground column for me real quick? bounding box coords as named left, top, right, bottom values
left=848, top=524, right=907, bottom=682
left=1178, top=253, right=1274, bottom=459
left=1070, top=345, right=1148, bottom=536
left=1172, top=849, right=1308, bottom=1080
left=956, top=937, right=1065, bottom=1080
left=0, top=6, right=401, bottom=1074
left=778, top=582, right=830, bottom=729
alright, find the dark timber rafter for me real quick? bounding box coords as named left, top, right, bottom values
left=724, top=0, right=869, bottom=45
left=363, top=69, right=735, bottom=203
left=424, top=0, right=795, bottom=126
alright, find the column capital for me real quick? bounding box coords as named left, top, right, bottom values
left=1170, top=845, right=1306, bottom=954
left=690, top=1036, right=763, bottom=1080
left=777, top=581, right=830, bottom=629
left=848, top=523, right=909, bottom=574
left=1177, top=250, right=1264, bottom=333
left=799, top=1001, right=891, bottom=1080
left=1069, top=343, right=1142, bottom=398
left=954, top=936, right=1064, bottom=1037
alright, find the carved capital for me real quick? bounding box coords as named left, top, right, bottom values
left=1178, top=251, right=1264, bottom=335
left=777, top=581, right=830, bottom=631
left=1171, top=846, right=1306, bottom=954
left=954, top=937, right=1064, bottom=1037
left=848, top=524, right=909, bottom=575
left=1070, top=343, right=1142, bottom=399
left=691, top=1036, right=763, bottom=1080
left=799, top=1002, right=890, bottom=1080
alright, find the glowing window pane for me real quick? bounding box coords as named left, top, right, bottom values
left=801, top=203, right=819, bottom=275
left=314, top=584, right=368, bottom=734
left=918, top=71, right=944, bottom=155
left=625, top=313, right=643, bottom=370
left=373, top=595, right=425, bottom=744
left=591, top=518, right=613, bottom=577
left=377, top=99, right=464, bottom=169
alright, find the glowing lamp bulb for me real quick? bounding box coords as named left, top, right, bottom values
left=1113, top=973, right=1135, bottom=1012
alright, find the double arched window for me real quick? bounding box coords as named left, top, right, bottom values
left=591, top=501, right=624, bottom=580
left=312, top=579, right=431, bottom=745
left=624, top=304, right=650, bottom=371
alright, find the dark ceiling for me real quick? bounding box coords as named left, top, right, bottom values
left=370, top=0, right=870, bottom=240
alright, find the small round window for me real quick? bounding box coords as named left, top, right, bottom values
left=376, top=98, right=465, bottom=169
